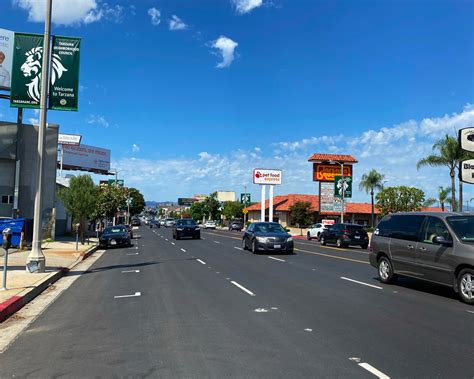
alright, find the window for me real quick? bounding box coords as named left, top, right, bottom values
left=1, top=195, right=13, bottom=204
left=422, top=217, right=451, bottom=244
left=377, top=215, right=425, bottom=242
left=447, top=216, right=474, bottom=243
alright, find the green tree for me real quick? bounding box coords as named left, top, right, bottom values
left=92, top=185, right=127, bottom=221
left=190, top=202, right=205, bottom=221
left=126, top=188, right=145, bottom=216
left=423, top=198, right=437, bottom=208
left=203, top=192, right=221, bottom=220
left=222, top=201, right=244, bottom=220
left=58, top=175, right=98, bottom=243
left=359, top=169, right=385, bottom=227
left=437, top=186, right=452, bottom=211
left=376, top=186, right=425, bottom=216
left=289, top=201, right=313, bottom=235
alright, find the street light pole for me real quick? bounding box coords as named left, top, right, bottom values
left=340, top=162, right=345, bottom=223
left=27, top=0, right=53, bottom=273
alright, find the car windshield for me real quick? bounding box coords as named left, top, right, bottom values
left=177, top=220, right=196, bottom=226
left=447, top=216, right=474, bottom=243
left=254, top=223, right=286, bottom=233
left=104, top=227, right=126, bottom=234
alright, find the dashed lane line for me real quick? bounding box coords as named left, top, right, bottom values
left=121, top=270, right=140, bottom=273
left=114, top=292, right=141, bottom=299
left=295, top=248, right=369, bottom=265
left=268, top=256, right=285, bottom=262
left=234, top=246, right=243, bottom=251
left=126, top=253, right=139, bottom=256
left=340, top=277, right=383, bottom=290
left=213, top=241, right=220, bottom=244
left=180, top=248, right=187, bottom=252
left=230, top=281, right=256, bottom=297
left=196, top=259, right=206, bottom=265
left=171, top=242, right=176, bottom=245
left=349, top=358, right=390, bottom=379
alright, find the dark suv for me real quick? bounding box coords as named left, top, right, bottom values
left=370, top=212, right=474, bottom=304
left=319, top=223, right=369, bottom=249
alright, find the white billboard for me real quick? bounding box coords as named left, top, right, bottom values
left=253, top=168, right=282, bottom=185
left=58, top=133, right=82, bottom=146
left=0, top=28, right=14, bottom=89
left=62, top=143, right=111, bottom=173
left=460, top=159, right=474, bottom=184
left=459, top=128, right=474, bottom=153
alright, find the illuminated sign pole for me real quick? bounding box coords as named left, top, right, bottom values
left=253, top=169, right=282, bottom=222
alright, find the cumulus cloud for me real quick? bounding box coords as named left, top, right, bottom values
left=231, top=0, right=263, bottom=14
left=14, top=0, right=124, bottom=25
left=169, top=15, right=187, bottom=30
left=211, top=36, right=238, bottom=68
left=148, top=7, right=161, bottom=26
left=86, top=114, right=109, bottom=128
left=132, top=144, right=140, bottom=153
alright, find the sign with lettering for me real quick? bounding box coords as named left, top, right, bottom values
left=313, top=163, right=353, bottom=182
left=460, top=159, right=474, bottom=184
left=253, top=169, right=282, bottom=185
left=61, top=143, right=110, bottom=173
left=459, top=128, right=474, bottom=153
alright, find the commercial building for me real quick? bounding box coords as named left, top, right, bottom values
left=0, top=121, right=58, bottom=230
left=245, top=194, right=442, bottom=227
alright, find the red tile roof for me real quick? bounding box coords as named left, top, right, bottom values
left=308, top=153, right=358, bottom=163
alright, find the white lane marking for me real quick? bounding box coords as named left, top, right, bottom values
left=160, top=236, right=164, bottom=238
left=196, top=259, right=206, bottom=265
left=126, top=253, right=139, bottom=256
left=268, top=256, right=285, bottom=262
left=254, top=308, right=268, bottom=313
left=467, top=310, right=474, bottom=314
left=226, top=277, right=231, bottom=280
left=234, top=246, right=243, bottom=251
left=171, top=242, right=176, bottom=245
left=340, top=277, right=383, bottom=290
left=180, top=248, right=187, bottom=252
left=271, top=307, right=278, bottom=310
left=304, top=328, right=312, bottom=332
left=358, top=362, right=390, bottom=379
left=201, top=237, right=206, bottom=240
left=165, top=238, right=169, bottom=241
left=231, top=281, right=256, bottom=296
left=213, top=240, right=220, bottom=244
left=114, top=292, right=141, bottom=299
left=312, top=268, right=316, bottom=271
left=132, top=226, right=139, bottom=230
left=121, top=270, right=140, bottom=273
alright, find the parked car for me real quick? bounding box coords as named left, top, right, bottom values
left=165, top=218, right=176, bottom=227
left=149, top=220, right=160, bottom=228
left=370, top=212, right=474, bottom=304
left=242, top=222, right=293, bottom=254
left=131, top=218, right=141, bottom=226
left=229, top=219, right=244, bottom=231
left=99, top=225, right=131, bottom=248
left=319, top=223, right=369, bottom=248
left=307, top=223, right=328, bottom=240
left=173, top=219, right=200, bottom=240
left=204, top=220, right=216, bottom=229
left=159, top=219, right=166, bottom=226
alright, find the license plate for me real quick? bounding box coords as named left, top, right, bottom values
left=111, top=240, right=117, bottom=245
left=354, top=236, right=360, bottom=239
left=274, top=244, right=281, bottom=249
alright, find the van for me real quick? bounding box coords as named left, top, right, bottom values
left=369, top=212, right=474, bottom=304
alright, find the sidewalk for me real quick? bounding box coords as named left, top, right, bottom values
left=0, top=237, right=98, bottom=322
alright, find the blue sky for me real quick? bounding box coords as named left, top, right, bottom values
left=1, top=0, right=473, bottom=204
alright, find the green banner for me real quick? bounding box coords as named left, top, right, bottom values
left=10, top=33, right=44, bottom=108
left=108, top=179, right=124, bottom=187
left=49, top=36, right=81, bottom=111
left=240, top=193, right=251, bottom=204
left=334, top=176, right=352, bottom=198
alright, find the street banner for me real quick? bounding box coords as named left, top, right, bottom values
left=459, top=160, right=474, bottom=184
left=334, top=175, right=352, bottom=198
left=10, top=33, right=44, bottom=108
left=0, top=28, right=14, bottom=89
left=61, top=143, right=111, bottom=173
left=49, top=36, right=81, bottom=111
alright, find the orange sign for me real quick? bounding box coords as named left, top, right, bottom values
left=313, top=163, right=353, bottom=182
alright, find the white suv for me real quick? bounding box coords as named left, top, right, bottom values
left=307, top=223, right=327, bottom=240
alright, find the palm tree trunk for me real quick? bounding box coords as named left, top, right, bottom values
left=450, top=168, right=456, bottom=211
left=459, top=181, right=463, bottom=212
left=370, top=190, right=374, bottom=228
left=441, top=202, right=444, bottom=212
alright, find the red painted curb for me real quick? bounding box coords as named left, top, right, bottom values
left=0, top=296, right=23, bottom=323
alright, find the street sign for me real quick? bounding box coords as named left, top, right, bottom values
left=242, top=208, right=248, bottom=215
left=334, top=176, right=352, bottom=198
left=459, top=159, right=474, bottom=184
left=459, top=128, right=474, bottom=153
left=240, top=193, right=251, bottom=204
left=108, top=179, right=124, bottom=187
left=58, top=133, right=82, bottom=145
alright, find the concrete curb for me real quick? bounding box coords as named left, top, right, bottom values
left=0, top=244, right=99, bottom=323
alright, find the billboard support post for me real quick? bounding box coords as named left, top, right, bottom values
left=261, top=185, right=266, bottom=222
left=12, top=108, right=22, bottom=218
left=269, top=185, right=274, bottom=222
left=28, top=0, right=52, bottom=274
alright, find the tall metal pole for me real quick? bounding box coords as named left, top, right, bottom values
left=12, top=108, right=23, bottom=218
left=260, top=185, right=266, bottom=222
left=27, top=0, right=53, bottom=273
left=340, top=163, right=345, bottom=223
left=243, top=184, right=247, bottom=224
left=269, top=185, right=274, bottom=222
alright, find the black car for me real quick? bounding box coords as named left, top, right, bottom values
left=242, top=222, right=294, bottom=254
left=149, top=220, right=160, bottom=228
left=99, top=225, right=132, bottom=248
left=131, top=219, right=141, bottom=226
left=319, top=223, right=369, bottom=248
left=229, top=219, right=244, bottom=231
left=172, top=219, right=200, bottom=240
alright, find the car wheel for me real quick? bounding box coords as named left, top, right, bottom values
left=361, top=243, right=369, bottom=249
left=307, top=232, right=311, bottom=241
left=336, top=238, right=344, bottom=248
left=320, top=236, right=326, bottom=245
left=288, top=249, right=294, bottom=255
left=458, top=268, right=474, bottom=305
left=242, top=238, right=247, bottom=250
left=176, top=235, right=180, bottom=240
left=252, top=240, right=257, bottom=254
left=378, top=256, right=397, bottom=284
left=317, top=232, right=321, bottom=239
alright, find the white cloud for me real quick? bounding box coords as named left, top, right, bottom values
left=169, top=15, right=187, bottom=30
left=14, top=0, right=124, bottom=25
left=132, top=144, right=140, bottom=153
left=211, top=36, right=238, bottom=68
left=231, top=0, right=263, bottom=14
left=148, top=7, right=161, bottom=26
left=86, top=114, right=109, bottom=128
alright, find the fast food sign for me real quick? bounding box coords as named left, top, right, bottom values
left=313, top=163, right=353, bottom=182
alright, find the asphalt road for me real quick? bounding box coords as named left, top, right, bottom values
left=0, top=226, right=473, bottom=378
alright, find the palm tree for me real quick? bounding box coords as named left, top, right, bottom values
left=438, top=186, right=452, bottom=212
left=423, top=198, right=437, bottom=208
left=417, top=135, right=463, bottom=211
left=359, top=169, right=385, bottom=227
